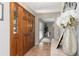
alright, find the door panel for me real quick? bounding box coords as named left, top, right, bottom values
left=10, top=3, right=19, bottom=56
left=22, top=10, right=28, bottom=54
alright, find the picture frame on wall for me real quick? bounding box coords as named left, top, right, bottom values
left=0, top=3, right=3, bottom=20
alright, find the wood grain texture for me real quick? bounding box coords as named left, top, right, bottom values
left=10, top=2, right=35, bottom=56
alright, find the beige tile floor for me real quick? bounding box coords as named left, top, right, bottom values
left=24, top=38, right=67, bottom=56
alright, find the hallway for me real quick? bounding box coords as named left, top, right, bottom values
left=24, top=38, right=66, bottom=56
left=0, top=2, right=78, bottom=56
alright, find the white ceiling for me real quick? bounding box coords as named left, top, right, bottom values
left=26, top=2, right=63, bottom=13
left=25, top=2, right=64, bottom=22
left=42, top=17, right=56, bottom=22
left=38, top=12, right=60, bottom=22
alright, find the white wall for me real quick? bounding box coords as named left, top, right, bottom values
left=76, top=2, right=79, bottom=56
left=39, top=19, right=44, bottom=41
left=0, top=2, right=10, bottom=56
left=53, top=23, right=60, bottom=41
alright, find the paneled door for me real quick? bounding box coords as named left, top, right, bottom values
left=10, top=2, right=19, bottom=56
left=10, top=2, right=35, bottom=56
left=22, top=10, right=29, bottom=54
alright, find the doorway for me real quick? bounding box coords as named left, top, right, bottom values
left=38, top=19, right=54, bottom=45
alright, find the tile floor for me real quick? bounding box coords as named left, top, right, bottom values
left=24, top=38, right=66, bottom=56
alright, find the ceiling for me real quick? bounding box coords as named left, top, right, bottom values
left=26, top=2, right=63, bottom=13
left=38, top=12, right=60, bottom=22
left=25, top=2, right=64, bottom=22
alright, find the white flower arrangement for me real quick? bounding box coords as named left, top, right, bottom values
left=56, top=10, right=79, bottom=28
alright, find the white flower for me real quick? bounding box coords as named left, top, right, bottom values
left=56, top=10, right=79, bottom=28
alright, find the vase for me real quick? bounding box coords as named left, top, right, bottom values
left=62, top=26, right=77, bottom=56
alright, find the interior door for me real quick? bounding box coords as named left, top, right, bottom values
left=10, top=2, right=35, bottom=56
left=28, top=13, right=35, bottom=48
left=22, top=10, right=29, bottom=54
left=10, top=2, right=19, bottom=56
left=10, top=2, right=23, bottom=56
